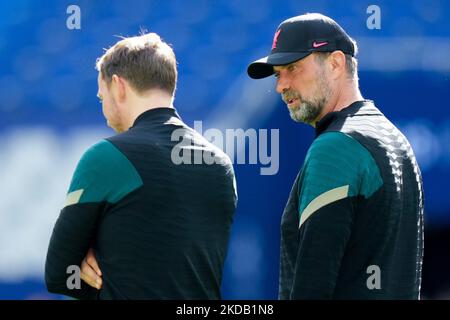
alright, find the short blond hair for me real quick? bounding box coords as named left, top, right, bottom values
left=96, top=32, right=177, bottom=95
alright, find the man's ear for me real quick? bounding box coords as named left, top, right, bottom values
left=329, top=51, right=346, bottom=79
left=111, top=74, right=127, bottom=103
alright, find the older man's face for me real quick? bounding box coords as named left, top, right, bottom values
left=274, top=53, right=333, bottom=125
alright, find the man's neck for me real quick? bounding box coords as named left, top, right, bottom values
left=124, top=91, right=174, bottom=130
left=312, top=81, right=363, bottom=127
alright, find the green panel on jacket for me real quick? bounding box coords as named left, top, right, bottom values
left=65, top=139, right=143, bottom=206
left=298, top=131, right=383, bottom=221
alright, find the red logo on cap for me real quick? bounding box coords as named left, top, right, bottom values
left=272, top=29, right=281, bottom=49
left=312, top=41, right=328, bottom=48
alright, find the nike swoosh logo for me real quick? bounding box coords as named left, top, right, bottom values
left=312, top=41, right=328, bottom=48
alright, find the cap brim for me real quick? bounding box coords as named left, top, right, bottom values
left=247, top=52, right=311, bottom=79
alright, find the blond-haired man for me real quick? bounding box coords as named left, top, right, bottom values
left=45, top=33, right=237, bottom=299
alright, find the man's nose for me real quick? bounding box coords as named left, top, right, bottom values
left=276, top=75, right=289, bottom=94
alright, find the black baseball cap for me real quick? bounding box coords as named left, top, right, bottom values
left=247, top=13, right=356, bottom=79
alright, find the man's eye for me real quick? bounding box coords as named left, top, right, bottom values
left=274, top=73, right=280, bottom=79
left=287, top=65, right=296, bottom=72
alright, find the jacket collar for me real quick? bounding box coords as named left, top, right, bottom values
left=315, top=100, right=381, bottom=136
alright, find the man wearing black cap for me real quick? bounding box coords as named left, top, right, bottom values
left=248, top=13, right=424, bottom=299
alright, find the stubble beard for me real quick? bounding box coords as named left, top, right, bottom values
left=285, top=73, right=333, bottom=125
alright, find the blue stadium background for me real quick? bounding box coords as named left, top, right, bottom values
left=0, top=0, right=449, bottom=299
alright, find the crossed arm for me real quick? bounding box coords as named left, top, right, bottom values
left=81, top=248, right=103, bottom=290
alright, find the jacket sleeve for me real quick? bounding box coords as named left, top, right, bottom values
left=45, top=203, right=102, bottom=299
left=45, top=139, right=143, bottom=299
left=289, top=132, right=382, bottom=299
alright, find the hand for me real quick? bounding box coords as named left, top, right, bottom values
left=80, top=248, right=103, bottom=290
